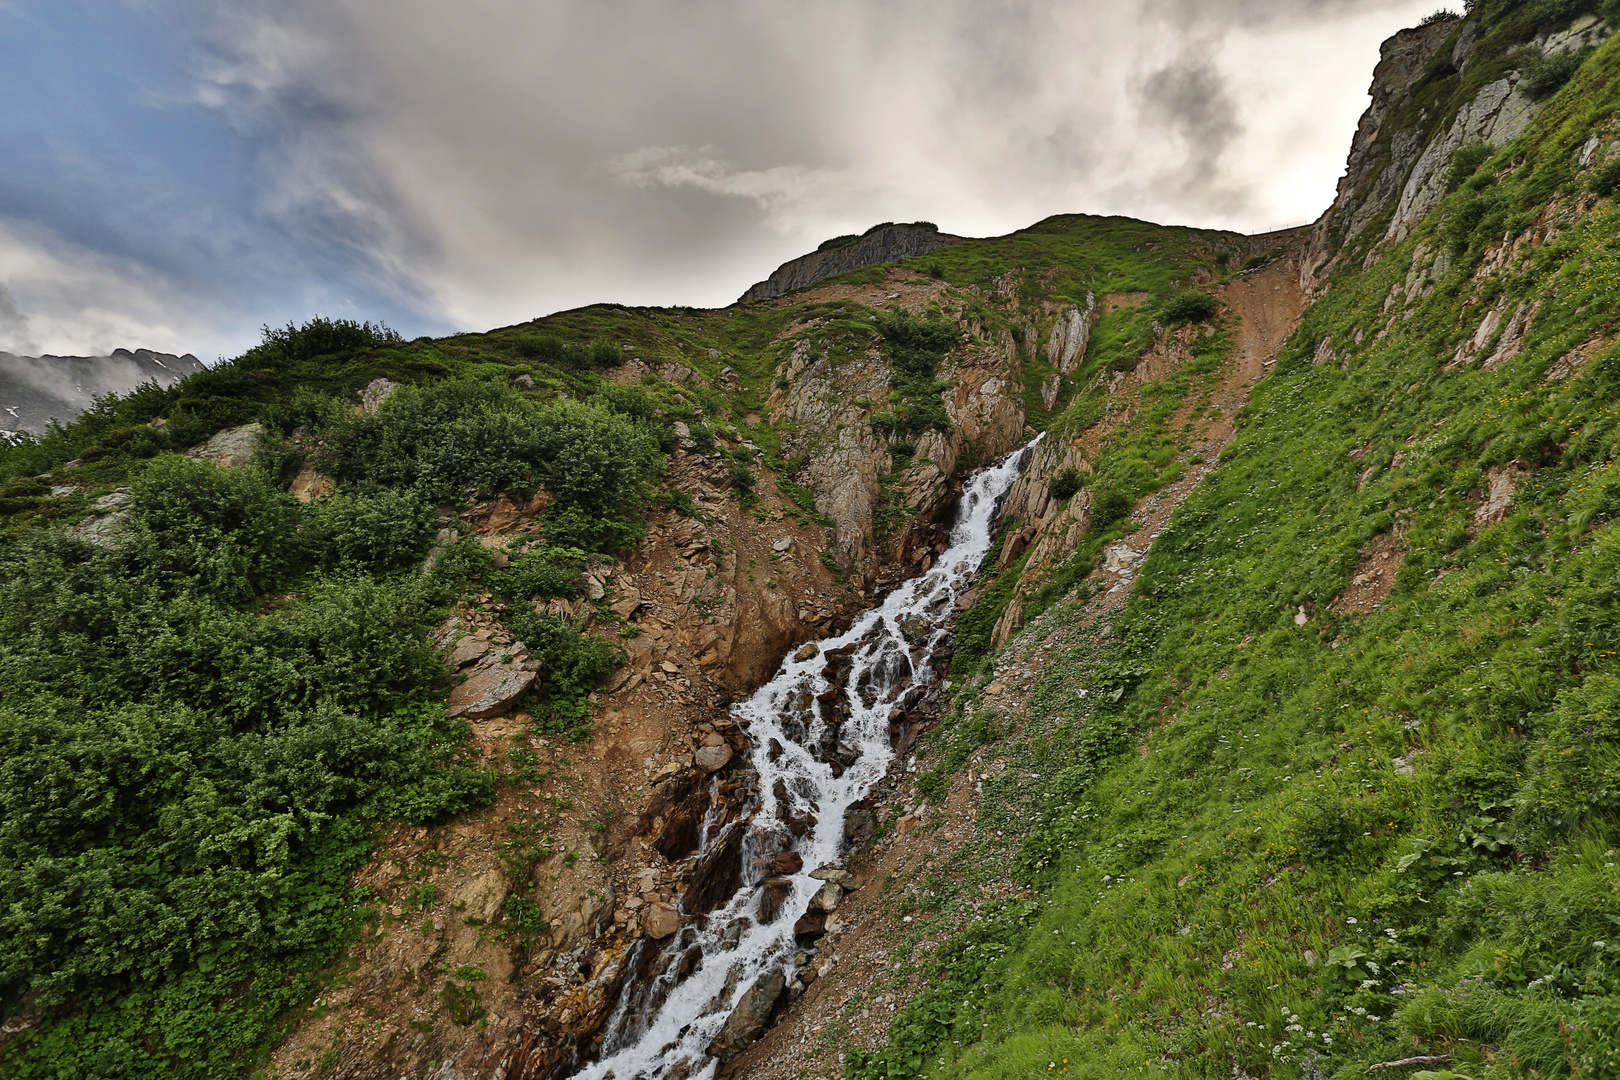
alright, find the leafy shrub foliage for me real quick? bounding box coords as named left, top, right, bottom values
left=328, top=380, right=661, bottom=550
left=1516, top=43, right=1592, bottom=100
left=488, top=546, right=587, bottom=601
left=0, top=517, right=489, bottom=1075
left=1087, top=488, right=1130, bottom=532
left=1049, top=467, right=1085, bottom=501
left=1156, top=290, right=1218, bottom=324
left=877, top=311, right=957, bottom=435
left=1443, top=142, right=1494, bottom=192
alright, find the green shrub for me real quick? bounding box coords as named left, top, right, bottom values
left=1516, top=44, right=1592, bottom=101
left=502, top=894, right=550, bottom=938
left=488, top=546, right=586, bottom=601
left=1156, top=291, right=1218, bottom=324
left=0, top=477, right=49, bottom=516
left=306, top=489, right=436, bottom=573
left=505, top=611, right=621, bottom=739
left=254, top=317, right=401, bottom=367
left=426, top=535, right=495, bottom=595
left=1088, top=488, right=1131, bottom=532
left=878, top=312, right=958, bottom=435
left=128, top=455, right=303, bottom=603
left=513, top=333, right=565, bottom=362
left=330, top=378, right=542, bottom=502
left=528, top=400, right=663, bottom=525
left=1589, top=157, right=1620, bottom=197
left=728, top=460, right=757, bottom=495
left=331, top=384, right=661, bottom=550
left=1050, top=467, right=1085, bottom=501
left=590, top=341, right=623, bottom=368
left=0, top=526, right=489, bottom=1074
left=1444, top=142, right=1495, bottom=193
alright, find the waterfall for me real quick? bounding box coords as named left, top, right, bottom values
left=572, top=435, right=1042, bottom=1080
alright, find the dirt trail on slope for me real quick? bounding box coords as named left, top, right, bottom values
left=1090, top=251, right=1310, bottom=596
left=730, top=248, right=1310, bottom=1080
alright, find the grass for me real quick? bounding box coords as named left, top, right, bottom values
left=849, top=28, right=1620, bottom=1080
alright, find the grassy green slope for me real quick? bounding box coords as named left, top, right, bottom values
left=0, top=219, right=1230, bottom=1077
left=848, top=26, right=1620, bottom=1080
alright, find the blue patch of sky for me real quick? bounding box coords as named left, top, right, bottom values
left=0, top=0, right=441, bottom=354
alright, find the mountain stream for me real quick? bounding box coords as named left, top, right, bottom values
left=574, top=435, right=1041, bottom=1080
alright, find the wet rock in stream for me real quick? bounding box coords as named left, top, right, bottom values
left=706, top=972, right=786, bottom=1062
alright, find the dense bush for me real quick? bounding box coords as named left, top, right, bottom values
left=1443, top=142, right=1494, bottom=192
left=504, top=610, right=622, bottom=739
left=1049, top=467, right=1085, bottom=501
left=877, top=312, right=957, bottom=435
left=514, top=333, right=565, bottom=362
left=1156, top=290, right=1218, bottom=324
left=1589, top=156, right=1620, bottom=196
left=304, top=488, right=437, bottom=573
left=328, top=381, right=662, bottom=550
left=488, top=546, right=586, bottom=601
left=1087, top=488, right=1130, bottom=532
left=127, top=456, right=304, bottom=603
left=0, top=518, right=489, bottom=1076
left=590, top=340, right=624, bottom=368
left=1517, top=43, right=1592, bottom=100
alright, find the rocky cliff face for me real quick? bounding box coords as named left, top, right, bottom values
left=1300, top=11, right=1612, bottom=292
left=0, top=348, right=204, bottom=438
left=739, top=224, right=964, bottom=303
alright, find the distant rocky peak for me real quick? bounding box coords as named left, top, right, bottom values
left=0, top=348, right=205, bottom=436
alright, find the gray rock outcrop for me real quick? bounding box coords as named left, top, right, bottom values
left=1299, top=13, right=1612, bottom=291
left=185, top=422, right=267, bottom=470
left=447, top=641, right=538, bottom=719
left=739, top=223, right=964, bottom=303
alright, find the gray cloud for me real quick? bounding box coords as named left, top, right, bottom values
left=1135, top=51, right=1247, bottom=212
left=0, top=284, right=33, bottom=356
left=8, top=0, right=1439, bottom=357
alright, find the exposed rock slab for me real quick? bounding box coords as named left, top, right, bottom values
left=447, top=661, right=536, bottom=719
left=707, top=972, right=786, bottom=1061
left=185, top=422, right=266, bottom=470
left=740, top=224, right=963, bottom=303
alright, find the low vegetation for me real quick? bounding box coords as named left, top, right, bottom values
left=850, top=23, right=1620, bottom=1080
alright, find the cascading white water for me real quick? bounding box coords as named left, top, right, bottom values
left=573, top=435, right=1042, bottom=1080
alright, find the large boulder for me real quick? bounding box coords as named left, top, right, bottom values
left=447, top=635, right=492, bottom=670
left=448, top=661, right=536, bottom=719
left=757, top=878, right=793, bottom=924
left=809, top=866, right=855, bottom=889
left=693, top=742, right=733, bottom=773
left=706, top=972, right=786, bottom=1062
left=643, top=901, right=681, bottom=940
left=808, top=880, right=842, bottom=914
left=185, top=422, right=266, bottom=470
left=358, top=377, right=401, bottom=416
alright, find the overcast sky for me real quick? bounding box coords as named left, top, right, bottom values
left=0, top=0, right=1440, bottom=361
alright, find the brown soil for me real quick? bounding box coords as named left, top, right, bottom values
left=1329, top=530, right=1405, bottom=615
